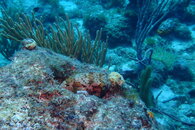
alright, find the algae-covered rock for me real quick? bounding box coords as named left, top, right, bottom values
left=174, top=23, right=192, bottom=40
left=157, top=18, right=178, bottom=35
left=104, top=12, right=133, bottom=47
left=100, top=0, right=128, bottom=9
left=0, top=47, right=160, bottom=129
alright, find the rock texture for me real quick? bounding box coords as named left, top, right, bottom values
left=0, top=47, right=159, bottom=129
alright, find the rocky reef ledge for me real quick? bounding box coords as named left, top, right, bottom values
left=0, top=47, right=160, bottom=129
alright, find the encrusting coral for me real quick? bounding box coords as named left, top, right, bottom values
left=108, top=72, right=125, bottom=86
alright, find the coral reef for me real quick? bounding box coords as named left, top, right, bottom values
left=0, top=11, right=107, bottom=66
left=0, top=0, right=194, bottom=129
left=0, top=47, right=159, bottom=129
left=100, top=0, right=128, bottom=9
left=174, top=23, right=192, bottom=40
left=157, top=18, right=178, bottom=35
left=83, top=13, right=107, bottom=39
left=152, top=47, right=177, bottom=69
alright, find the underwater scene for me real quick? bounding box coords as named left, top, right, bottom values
left=0, top=0, right=194, bottom=129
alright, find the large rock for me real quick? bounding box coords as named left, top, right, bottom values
left=0, top=47, right=160, bottom=129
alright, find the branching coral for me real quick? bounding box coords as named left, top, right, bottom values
left=134, top=0, right=179, bottom=65
left=0, top=10, right=107, bottom=67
